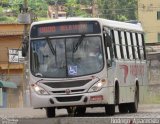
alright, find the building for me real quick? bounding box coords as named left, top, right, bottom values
left=48, top=5, right=67, bottom=19
left=47, top=2, right=98, bottom=19
left=138, top=0, right=160, bottom=43
left=0, top=24, right=25, bottom=108
left=138, top=0, right=160, bottom=84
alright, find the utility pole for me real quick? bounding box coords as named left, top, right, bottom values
left=23, top=0, right=29, bottom=107
left=18, top=0, right=30, bottom=107
left=55, top=0, right=59, bottom=19
left=92, top=0, right=98, bottom=17
left=23, top=0, right=28, bottom=36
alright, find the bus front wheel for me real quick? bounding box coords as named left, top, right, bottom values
left=105, top=104, right=115, bottom=116
left=46, top=107, right=55, bottom=118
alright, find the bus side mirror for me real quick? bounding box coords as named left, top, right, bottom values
left=22, top=36, right=29, bottom=57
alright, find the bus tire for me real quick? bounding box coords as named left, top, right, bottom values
left=128, top=86, right=139, bottom=113
left=118, top=104, right=128, bottom=113
left=105, top=104, right=115, bottom=116
left=115, top=82, right=119, bottom=105
left=46, top=107, right=55, bottom=118
left=74, top=107, right=86, bottom=116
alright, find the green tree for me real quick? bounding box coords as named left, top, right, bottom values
left=0, top=6, right=3, bottom=16
left=0, top=0, right=138, bottom=22
left=0, top=0, right=9, bottom=6
left=65, top=0, right=89, bottom=17
left=7, top=0, right=48, bottom=17
left=77, top=0, right=93, bottom=5
left=28, top=0, right=48, bottom=17
left=46, top=0, right=67, bottom=5
left=98, top=0, right=137, bottom=21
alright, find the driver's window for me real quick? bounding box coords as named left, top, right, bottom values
left=103, top=27, right=113, bottom=67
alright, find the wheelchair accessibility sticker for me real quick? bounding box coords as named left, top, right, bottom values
left=68, top=65, right=77, bottom=75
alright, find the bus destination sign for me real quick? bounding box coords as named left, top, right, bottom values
left=30, top=21, right=101, bottom=38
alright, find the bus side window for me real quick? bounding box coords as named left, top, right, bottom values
left=142, top=34, right=146, bottom=59
left=138, top=33, right=145, bottom=60
left=121, top=31, right=127, bottom=59
left=132, top=33, right=139, bottom=59
left=114, top=30, right=121, bottom=59
left=126, top=32, right=133, bottom=59
left=130, top=32, right=136, bottom=59
left=124, top=31, right=130, bottom=59
left=136, top=33, right=141, bottom=59
left=118, top=31, right=124, bottom=59
left=111, top=30, right=117, bottom=59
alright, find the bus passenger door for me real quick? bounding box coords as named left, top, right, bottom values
left=103, top=28, right=114, bottom=84
left=103, top=27, right=116, bottom=104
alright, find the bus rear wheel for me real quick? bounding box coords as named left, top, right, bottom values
left=127, top=86, right=139, bottom=113
left=46, top=107, right=55, bottom=118
left=105, top=105, right=115, bottom=116
left=118, top=104, right=128, bottom=113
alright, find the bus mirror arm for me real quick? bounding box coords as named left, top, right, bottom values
left=22, top=36, right=29, bottom=57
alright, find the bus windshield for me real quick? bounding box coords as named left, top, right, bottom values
left=30, top=36, right=104, bottom=78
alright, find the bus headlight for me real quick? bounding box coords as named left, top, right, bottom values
left=31, top=84, right=49, bottom=95
left=88, top=79, right=107, bottom=92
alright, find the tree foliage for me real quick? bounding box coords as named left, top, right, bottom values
left=28, top=0, right=48, bottom=17
left=0, top=6, right=3, bottom=15
left=0, top=0, right=138, bottom=22
left=46, top=0, right=67, bottom=5
left=65, top=0, right=90, bottom=17
left=98, top=0, right=137, bottom=21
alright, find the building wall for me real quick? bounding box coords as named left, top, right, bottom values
left=0, top=24, right=24, bottom=32
left=0, top=24, right=25, bottom=108
left=0, top=36, right=22, bottom=64
left=138, top=0, right=160, bottom=43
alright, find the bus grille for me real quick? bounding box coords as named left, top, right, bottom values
left=52, top=89, right=85, bottom=94
left=43, top=79, right=91, bottom=88
left=56, top=96, right=82, bottom=102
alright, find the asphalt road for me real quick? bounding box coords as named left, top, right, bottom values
left=0, top=104, right=160, bottom=124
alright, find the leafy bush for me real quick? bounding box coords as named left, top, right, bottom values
left=0, top=16, right=7, bottom=21
left=0, top=6, right=4, bottom=16
left=0, top=16, right=17, bottom=23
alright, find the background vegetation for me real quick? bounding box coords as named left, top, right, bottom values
left=0, top=0, right=137, bottom=23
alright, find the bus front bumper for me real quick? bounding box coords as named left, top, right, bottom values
left=31, top=87, right=114, bottom=108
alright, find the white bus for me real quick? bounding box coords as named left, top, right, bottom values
left=22, top=18, right=148, bottom=117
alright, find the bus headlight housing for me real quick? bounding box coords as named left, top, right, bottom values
left=31, top=84, right=49, bottom=95
left=88, top=79, right=107, bottom=92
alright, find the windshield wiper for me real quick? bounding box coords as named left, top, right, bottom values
left=46, top=37, right=56, bottom=55
left=73, top=34, right=85, bottom=53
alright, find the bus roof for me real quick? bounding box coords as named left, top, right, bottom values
left=31, top=18, right=143, bottom=32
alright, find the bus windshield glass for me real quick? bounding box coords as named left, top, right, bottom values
left=30, top=36, right=104, bottom=78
